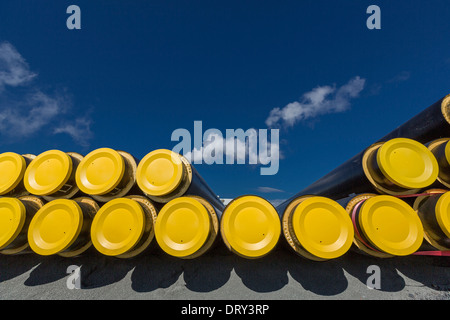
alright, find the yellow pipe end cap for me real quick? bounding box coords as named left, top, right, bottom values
left=155, top=197, right=211, bottom=258
left=435, top=191, right=450, bottom=238
left=76, top=148, right=125, bottom=195
left=0, top=198, right=26, bottom=250
left=292, top=197, right=354, bottom=260
left=221, top=196, right=281, bottom=258
left=444, top=140, right=450, bottom=165
left=0, top=152, right=26, bottom=195
left=359, top=195, right=424, bottom=256
left=136, top=149, right=184, bottom=196
left=377, top=138, right=439, bottom=189
left=91, top=198, right=145, bottom=256
left=24, top=150, right=73, bottom=196
left=28, top=199, right=83, bottom=256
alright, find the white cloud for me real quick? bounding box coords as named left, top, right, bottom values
left=54, top=117, right=93, bottom=147
left=266, top=76, right=366, bottom=128
left=183, top=128, right=281, bottom=174
left=0, top=90, right=67, bottom=137
left=0, top=41, right=93, bottom=146
left=0, top=42, right=37, bottom=89
left=387, top=71, right=411, bottom=83
left=257, top=186, right=285, bottom=193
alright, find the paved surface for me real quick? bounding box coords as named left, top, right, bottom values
left=0, top=241, right=449, bottom=300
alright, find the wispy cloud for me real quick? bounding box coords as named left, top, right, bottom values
left=54, top=116, right=94, bottom=147
left=265, top=76, right=366, bottom=128
left=256, top=186, right=285, bottom=193
left=0, top=41, right=93, bottom=146
left=0, top=42, right=37, bottom=89
left=184, top=129, right=281, bottom=165
left=387, top=71, right=411, bottom=83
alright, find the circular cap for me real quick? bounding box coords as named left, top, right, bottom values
left=435, top=192, right=450, bottom=238
left=28, top=199, right=83, bottom=255
left=291, top=197, right=354, bottom=260
left=24, top=150, right=73, bottom=196
left=136, top=149, right=184, bottom=196
left=377, top=138, right=438, bottom=189
left=444, top=140, right=450, bottom=165
left=358, top=195, right=424, bottom=256
left=221, top=196, right=281, bottom=258
left=0, top=153, right=27, bottom=195
left=155, top=197, right=211, bottom=257
left=91, top=198, right=145, bottom=256
left=0, top=198, right=26, bottom=249
left=76, top=148, right=125, bottom=195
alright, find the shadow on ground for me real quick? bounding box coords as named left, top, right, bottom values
left=1, top=241, right=450, bottom=297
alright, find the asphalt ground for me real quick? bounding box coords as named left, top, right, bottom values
left=0, top=239, right=449, bottom=301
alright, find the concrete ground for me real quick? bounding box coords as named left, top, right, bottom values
left=1, top=240, right=450, bottom=301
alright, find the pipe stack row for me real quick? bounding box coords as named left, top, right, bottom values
left=0, top=94, right=450, bottom=262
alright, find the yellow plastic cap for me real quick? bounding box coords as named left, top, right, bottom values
left=76, top=148, right=125, bottom=195
left=435, top=192, right=450, bottom=238
left=136, top=149, right=184, bottom=196
left=358, top=195, right=424, bottom=256
left=292, top=197, right=354, bottom=260
left=0, top=198, right=26, bottom=249
left=155, top=197, right=211, bottom=257
left=377, top=138, right=439, bottom=189
left=221, top=196, right=281, bottom=258
left=0, top=152, right=26, bottom=195
left=24, top=150, right=73, bottom=196
left=91, top=198, right=145, bottom=256
left=444, top=140, right=450, bottom=165
left=28, top=199, right=83, bottom=256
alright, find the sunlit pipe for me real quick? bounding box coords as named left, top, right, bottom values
left=24, top=150, right=83, bottom=201
left=136, top=149, right=225, bottom=211
left=155, top=195, right=221, bottom=259
left=75, top=148, right=138, bottom=203
left=427, top=138, right=450, bottom=188
left=280, top=195, right=354, bottom=261
left=90, top=195, right=158, bottom=258
left=276, top=138, right=439, bottom=220
left=276, top=95, right=450, bottom=210
left=413, top=189, right=450, bottom=251
left=336, top=194, right=424, bottom=258
left=380, top=94, right=450, bottom=143
left=220, top=195, right=281, bottom=259
left=0, top=152, right=35, bottom=197
left=0, top=196, right=44, bottom=255
left=28, top=197, right=99, bottom=257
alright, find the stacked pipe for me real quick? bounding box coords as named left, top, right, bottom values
left=276, top=94, right=450, bottom=259
left=0, top=94, right=450, bottom=262
left=0, top=148, right=225, bottom=259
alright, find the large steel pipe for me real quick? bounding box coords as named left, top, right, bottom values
left=336, top=194, right=424, bottom=258
left=76, top=148, right=138, bottom=203
left=0, top=152, right=35, bottom=197
left=280, top=195, right=354, bottom=261
left=155, top=195, right=222, bottom=259
left=24, top=150, right=83, bottom=201
left=220, top=195, right=281, bottom=259
left=413, top=189, right=450, bottom=251
left=276, top=138, right=439, bottom=220
left=276, top=95, right=450, bottom=213
left=0, top=196, right=44, bottom=255
left=90, top=195, right=158, bottom=258
left=28, top=197, right=99, bottom=257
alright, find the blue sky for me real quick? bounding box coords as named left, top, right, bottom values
left=0, top=1, right=449, bottom=203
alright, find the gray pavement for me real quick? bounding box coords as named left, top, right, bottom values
left=1, top=241, right=450, bottom=300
